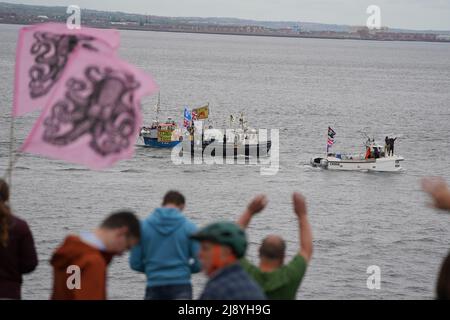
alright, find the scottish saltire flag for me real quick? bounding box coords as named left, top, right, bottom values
left=20, top=49, right=158, bottom=169
left=13, top=23, right=120, bottom=117
left=183, top=107, right=192, bottom=127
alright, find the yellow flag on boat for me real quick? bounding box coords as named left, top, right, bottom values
left=193, top=104, right=209, bottom=120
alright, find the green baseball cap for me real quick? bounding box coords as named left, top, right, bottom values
left=190, top=221, right=247, bottom=258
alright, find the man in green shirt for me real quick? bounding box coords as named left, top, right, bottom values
left=237, top=192, right=313, bottom=300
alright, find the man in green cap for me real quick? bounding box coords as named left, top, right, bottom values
left=237, top=192, right=313, bottom=300
left=191, top=222, right=266, bottom=300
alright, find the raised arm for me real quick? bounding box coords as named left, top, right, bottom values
left=237, top=194, right=268, bottom=229
left=422, top=177, right=450, bottom=212
left=293, top=192, right=313, bottom=262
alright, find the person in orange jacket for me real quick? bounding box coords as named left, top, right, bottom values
left=365, top=146, right=371, bottom=160
left=50, top=211, right=140, bottom=300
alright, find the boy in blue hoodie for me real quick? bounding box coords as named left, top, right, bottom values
left=129, top=191, right=201, bottom=300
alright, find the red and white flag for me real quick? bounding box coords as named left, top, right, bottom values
left=21, top=49, right=158, bottom=169
left=13, top=23, right=120, bottom=117
left=327, top=138, right=335, bottom=146
left=192, top=110, right=198, bottom=121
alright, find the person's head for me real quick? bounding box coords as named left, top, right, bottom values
left=191, top=222, right=247, bottom=276
left=0, top=179, right=11, bottom=247
left=162, top=190, right=185, bottom=211
left=97, top=211, right=141, bottom=255
left=385, top=136, right=389, bottom=141
left=437, top=252, right=450, bottom=300
left=259, top=235, right=286, bottom=268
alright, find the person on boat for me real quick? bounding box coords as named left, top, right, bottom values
left=388, top=137, right=397, bottom=156
left=191, top=222, right=266, bottom=300
left=0, top=179, right=38, bottom=300
left=237, top=193, right=313, bottom=300
left=129, top=191, right=200, bottom=300
left=374, top=147, right=380, bottom=159
left=385, top=136, right=390, bottom=157
left=365, top=146, right=371, bottom=160
left=51, top=211, right=140, bottom=300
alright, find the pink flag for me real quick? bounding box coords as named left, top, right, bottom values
left=13, top=23, right=120, bottom=117
left=21, top=48, right=158, bottom=169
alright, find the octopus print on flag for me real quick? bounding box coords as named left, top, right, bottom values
left=42, top=66, right=140, bottom=157
left=21, top=49, right=158, bottom=169
left=13, top=23, right=120, bottom=117
left=28, top=32, right=96, bottom=100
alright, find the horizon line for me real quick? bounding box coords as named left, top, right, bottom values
left=2, top=1, right=450, bottom=33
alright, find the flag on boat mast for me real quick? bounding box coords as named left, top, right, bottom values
left=327, top=126, right=336, bottom=153
left=192, top=103, right=209, bottom=120
left=183, top=107, right=192, bottom=128
left=191, top=109, right=198, bottom=121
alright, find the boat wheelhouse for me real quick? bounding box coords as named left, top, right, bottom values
left=140, top=118, right=182, bottom=148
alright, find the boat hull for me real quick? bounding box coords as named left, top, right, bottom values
left=311, top=156, right=404, bottom=172
left=200, top=141, right=272, bottom=158
left=143, top=137, right=181, bottom=149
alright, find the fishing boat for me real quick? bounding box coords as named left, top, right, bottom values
left=310, top=128, right=405, bottom=172
left=199, top=113, right=272, bottom=158
left=139, top=93, right=182, bottom=148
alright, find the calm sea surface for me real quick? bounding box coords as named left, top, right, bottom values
left=0, top=24, right=449, bottom=299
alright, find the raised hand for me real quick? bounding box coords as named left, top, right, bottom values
left=247, top=194, right=268, bottom=216
left=293, top=192, right=307, bottom=217
left=238, top=194, right=268, bottom=229
left=422, top=177, right=450, bottom=211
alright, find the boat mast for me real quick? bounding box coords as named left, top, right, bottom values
left=239, top=112, right=245, bottom=130
left=155, top=91, right=161, bottom=123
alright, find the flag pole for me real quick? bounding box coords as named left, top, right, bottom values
left=4, top=114, right=17, bottom=188
left=7, top=117, right=14, bottom=185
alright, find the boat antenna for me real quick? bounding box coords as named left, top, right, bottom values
left=155, top=91, right=161, bottom=122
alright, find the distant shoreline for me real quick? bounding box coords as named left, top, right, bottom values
left=1, top=21, right=450, bottom=44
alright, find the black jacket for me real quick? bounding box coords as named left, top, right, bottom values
left=0, top=215, right=38, bottom=299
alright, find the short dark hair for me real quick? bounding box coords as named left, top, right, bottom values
left=162, top=190, right=185, bottom=206
left=437, top=252, right=450, bottom=300
left=259, top=236, right=286, bottom=261
left=100, top=211, right=140, bottom=240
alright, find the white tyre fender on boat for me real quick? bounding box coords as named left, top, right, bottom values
left=320, top=158, right=328, bottom=168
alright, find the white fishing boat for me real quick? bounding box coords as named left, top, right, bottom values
left=310, top=128, right=405, bottom=172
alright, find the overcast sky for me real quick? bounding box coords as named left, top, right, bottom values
left=6, top=0, right=450, bottom=30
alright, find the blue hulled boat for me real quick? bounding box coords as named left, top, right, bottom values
left=139, top=93, right=183, bottom=148
left=140, top=119, right=182, bottom=149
